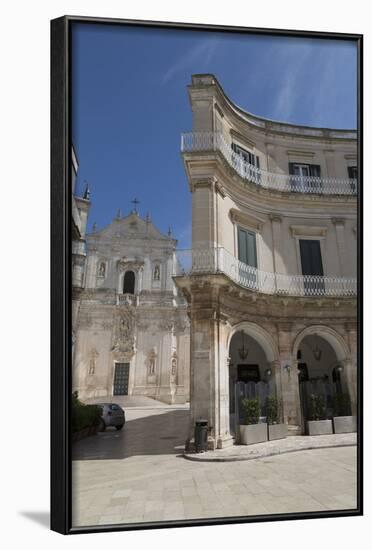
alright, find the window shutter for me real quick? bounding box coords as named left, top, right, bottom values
left=348, top=166, right=357, bottom=179
left=238, top=227, right=257, bottom=267
left=246, top=231, right=257, bottom=267
left=255, top=155, right=260, bottom=169
left=288, top=162, right=295, bottom=175
left=299, top=240, right=323, bottom=276
left=309, top=164, right=321, bottom=177
left=238, top=228, right=248, bottom=264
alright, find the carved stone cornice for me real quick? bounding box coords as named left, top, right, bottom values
left=290, top=225, right=327, bottom=238
left=332, top=218, right=345, bottom=226
left=190, top=176, right=218, bottom=193
left=269, top=213, right=282, bottom=224
left=117, top=257, right=144, bottom=272
left=229, top=208, right=266, bottom=231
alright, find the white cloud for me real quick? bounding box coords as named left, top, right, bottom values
left=270, top=44, right=314, bottom=121
left=161, top=40, right=218, bottom=85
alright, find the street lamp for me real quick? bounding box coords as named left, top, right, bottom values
left=238, top=331, right=249, bottom=360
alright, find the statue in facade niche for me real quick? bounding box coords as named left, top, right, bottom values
left=148, top=349, right=156, bottom=374
left=88, top=349, right=98, bottom=375
left=119, top=316, right=130, bottom=338
left=153, top=264, right=160, bottom=280
left=171, top=356, right=177, bottom=377
left=98, top=262, right=106, bottom=277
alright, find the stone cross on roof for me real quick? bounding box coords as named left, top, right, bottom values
left=131, top=197, right=140, bottom=214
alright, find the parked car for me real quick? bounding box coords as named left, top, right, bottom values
left=96, top=403, right=125, bottom=431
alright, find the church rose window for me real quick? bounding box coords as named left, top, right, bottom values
left=123, top=270, right=135, bottom=294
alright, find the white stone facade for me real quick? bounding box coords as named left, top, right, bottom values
left=73, top=210, right=190, bottom=404
left=175, top=75, right=358, bottom=448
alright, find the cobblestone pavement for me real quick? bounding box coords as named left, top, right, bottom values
left=72, top=406, right=357, bottom=527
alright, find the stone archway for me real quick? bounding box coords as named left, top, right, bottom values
left=292, top=325, right=350, bottom=363
left=227, top=322, right=280, bottom=436
left=227, top=321, right=279, bottom=363
left=292, top=325, right=354, bottom=423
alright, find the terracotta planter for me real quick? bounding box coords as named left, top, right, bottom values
left=306, top=419, right=333, bottom=435
left=268, top=423, right=288, bottom=441
left=333, top=416, right=356, bottom=433
left=240, top=423, right=268, bottom=445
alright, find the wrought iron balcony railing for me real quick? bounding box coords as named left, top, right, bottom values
left=175, top=248, right=356, bottom=297
left=181, top=132, right=357, bottom=196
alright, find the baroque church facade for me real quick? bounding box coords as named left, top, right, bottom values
left=72, top=188, right=190, bottom=404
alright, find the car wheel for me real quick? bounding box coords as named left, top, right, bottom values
left=116, top=425, right=124, bottom=431
left=98, top=420, right=106, bottom=432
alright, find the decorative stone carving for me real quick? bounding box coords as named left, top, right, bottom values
left=171, top=352, right=178, bottom=377
left=117, top=257, right=144, bottom=272
left=111, top=309, right=136, bottom=358
left=88, top=348, right=99, bottom=375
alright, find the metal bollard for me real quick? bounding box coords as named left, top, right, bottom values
left=194, top=418, right=208, bottom=452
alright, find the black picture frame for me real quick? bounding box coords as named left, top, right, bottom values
left=51, top=15, right=363, bottom=535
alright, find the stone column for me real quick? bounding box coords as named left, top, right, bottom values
left=270, top=214, right=285, bottom=276
left=187, top=302, right=233, bottom=450
left=345, top=323, right=358, bottom=415
left=277, top=324, right=302, bottom=434
left=270, top=359, right=282, bottom=404
left=332, top=218, right=346, bottom=276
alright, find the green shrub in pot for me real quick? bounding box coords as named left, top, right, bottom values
left=333, top=392, right=351, bottom=417
left=308, top=394, right=326, bottom=421
left=266, top=395, right=281, bottom=425
left=241, top=397, right=260, bottom=425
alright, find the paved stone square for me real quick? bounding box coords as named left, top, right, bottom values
left=72, top=404, right=357, bottom=527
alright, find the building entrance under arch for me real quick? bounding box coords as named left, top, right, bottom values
left=228, top=330, right=276, bottom=437
left=297, top=334, right=350, bottom=430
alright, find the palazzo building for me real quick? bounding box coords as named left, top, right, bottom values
left=72, top=202, right=190, bottom=405
left=175, top=75, right=358, bottom=449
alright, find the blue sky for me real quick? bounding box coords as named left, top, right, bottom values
left=72, top=23, right=357, bottom=249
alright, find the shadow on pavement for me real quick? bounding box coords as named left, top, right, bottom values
left=72, top=409, right=190, bottom=461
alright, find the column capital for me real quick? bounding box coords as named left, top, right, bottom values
left=190, top=176, right=218, bottom=193
left=332, top=217, right=345, bottom=226
left=269, top=213, right=282, bottom=223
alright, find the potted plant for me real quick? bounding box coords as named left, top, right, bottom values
left=333, top=392, right=356, bottom=433
left=239, top=397, right=267, bottom=445
left=306, top=394, right=333, bottom=435
left=266, top=395, right=288, bottom=440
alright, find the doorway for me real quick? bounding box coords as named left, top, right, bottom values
left=237, top=364, right=260, bottom=383
left=113, top=363, right=130, bottom=395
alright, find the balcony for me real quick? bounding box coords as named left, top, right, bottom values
left=181, top=132, right=357, bottom=196
left=175, top=248, right=356, bottom=298
left=117, top=293, right=139, bottom=306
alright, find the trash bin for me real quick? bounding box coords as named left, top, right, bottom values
left=194, top=418, right=208, bottom=453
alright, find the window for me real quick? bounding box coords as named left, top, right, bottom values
left=237, top=227, right=257, bottom=287
left=231, top=143, right=260, bottom=183
left=123, top=270, right=135, bottom=294
left=348, top=166, right=357, bottom=193
left=299, top=239, right=324, bottom=295
left=289, top=162, right=321, bottom=192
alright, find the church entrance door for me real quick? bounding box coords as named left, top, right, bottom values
left=113, top=363, right=130, bottom=395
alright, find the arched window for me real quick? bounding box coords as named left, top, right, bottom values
left=123, top=270, right=135, bottom=294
